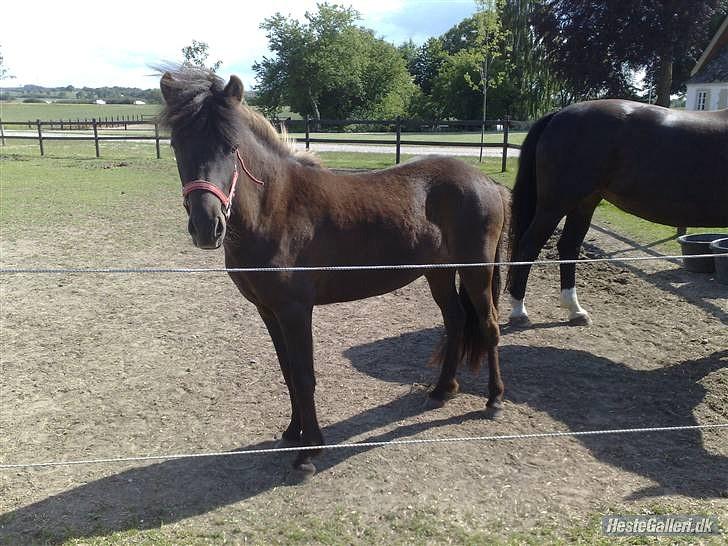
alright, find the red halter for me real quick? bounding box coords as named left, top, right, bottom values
left=181, top=148, right=264, bottom=219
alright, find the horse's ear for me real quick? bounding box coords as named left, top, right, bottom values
left=224, top=75, right=244, bottom=104
left=160, top=72, right=177, bottom=104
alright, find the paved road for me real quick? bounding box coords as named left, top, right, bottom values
left=298, top=141, right=520, bottom=158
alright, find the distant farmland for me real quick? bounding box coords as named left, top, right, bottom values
left=0, top=102, right=161, bottom=122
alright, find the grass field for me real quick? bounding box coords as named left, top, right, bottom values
left=2, top=139, right=724, bottom=255
left=0, top=102, right=161, bottom=122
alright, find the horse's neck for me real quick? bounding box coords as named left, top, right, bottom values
left=231, top=137, right=290, bottom=233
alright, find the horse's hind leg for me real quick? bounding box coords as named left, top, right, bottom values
left=257, top=307, right=301, bottom=445
left=508, top=210, right=563, bottom=325
left=557, top=197, right=600, bottom=325
left=425, top=270, right=465, bottom=405
left=459, top=267, right=504, bottom=412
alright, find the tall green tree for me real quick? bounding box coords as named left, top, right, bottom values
left=409, top=37, right=449, bottom=96
left=407, top=6, right=508, bottom=120
left=499, top=0, right=562, bottom=118
left=534, top=0, right=726, bottom=105
left=254, top=3, right=415, bottom=119
left=181, top=40, right=222, bottom=72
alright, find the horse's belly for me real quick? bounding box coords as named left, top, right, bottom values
left=314, top=269, right=424, bottom=305
left=604, top=190, right=728, bottom=227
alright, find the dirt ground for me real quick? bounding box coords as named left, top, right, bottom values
left=0, top=217, right=726, bottom=543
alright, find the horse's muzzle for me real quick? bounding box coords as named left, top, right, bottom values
left=188, top=213, right=226, bottom=249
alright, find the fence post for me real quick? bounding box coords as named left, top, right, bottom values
left=0, top=118, right=5, bottom=146
left=36, top=120, right=44, bottom=156
left=92, top=118, right=100, bottom=158
left=305, top=115, right=310, bottom=151
left=501, top=115, right=510, bottom=173
left=395, top=116, right=402, bottom=165
left=155, top=122, right=161, bottom=159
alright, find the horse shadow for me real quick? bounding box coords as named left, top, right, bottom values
left=585, top=224, right=728, bottom=326
left=344, top=330, right=727, bottom=500
left=1, top=332, right=725, bottom=544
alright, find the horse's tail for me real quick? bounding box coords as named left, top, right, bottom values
left=459, top=186, right=508, bottom=372
left=506, top=112, right=555, bottom=291
left=459, top=284, right=486, bottom=372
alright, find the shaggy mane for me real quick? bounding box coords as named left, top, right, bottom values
left=157, top=65, right=321, bottom=167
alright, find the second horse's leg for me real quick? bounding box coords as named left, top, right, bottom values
left=508, top=210, right=562, bottom=325
left=557, top=197, right=600, bottom=325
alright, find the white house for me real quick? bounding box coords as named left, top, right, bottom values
left=686, top=15, right=728, bottom=111
left=94, top=99, right=107, bottom=105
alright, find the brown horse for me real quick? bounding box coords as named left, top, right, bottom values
left=159, top=67, right=509, bottom=476
left=507, top=100, right=728, bottom=326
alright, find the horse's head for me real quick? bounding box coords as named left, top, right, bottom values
left=160, top=70, right=245, bottom=250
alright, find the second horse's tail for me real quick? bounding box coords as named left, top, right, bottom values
left=506, top=112, right=555, bottom=292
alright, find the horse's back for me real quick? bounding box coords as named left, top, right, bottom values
left=535, top=100, right=728, bottom=226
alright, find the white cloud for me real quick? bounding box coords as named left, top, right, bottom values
left=1, top=0, right=474, bottom=89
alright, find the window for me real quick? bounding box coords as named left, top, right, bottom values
left=718, top=88, right=728, bottom=110
left=696, top=90, right=708, bottom=110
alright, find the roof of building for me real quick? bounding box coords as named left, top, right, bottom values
left=687, top=45, right=728, bottom=84
left=690, top=15, right=728, bottom=79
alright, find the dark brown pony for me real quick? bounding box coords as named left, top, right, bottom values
left=159, top=68, right=509, bottom=476
left=507, top=99, right=728, bottom=326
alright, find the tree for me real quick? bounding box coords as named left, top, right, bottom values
left=534, top=0, right=727, bottom=105
left=254, top=3, right=415, bottom=119
left=409, top=38, right=449, bottom=96
left=498, top=0, right=563, bottom=118
left=181, top=40, right=222, bottom=72
left=431, top=49, right=487, bottom=119
left=0, top=45, right=14, bottom=80
left=406, top=7, right=508, bottom=121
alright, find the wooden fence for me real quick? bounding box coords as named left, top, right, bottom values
left=0, top=116, right=523, bottom=170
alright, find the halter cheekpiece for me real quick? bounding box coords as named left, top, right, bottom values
left=181, top=147, right=264, bottom=219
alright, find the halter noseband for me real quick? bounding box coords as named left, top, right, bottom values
left=181, top=148, right=264, bottom=219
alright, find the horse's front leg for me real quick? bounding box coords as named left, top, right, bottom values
left=257, top=306, right=301, bottom=446
left=275, top=302, right=323, bottom=477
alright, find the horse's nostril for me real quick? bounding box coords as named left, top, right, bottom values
left=215, top=217, right=225, bottom=239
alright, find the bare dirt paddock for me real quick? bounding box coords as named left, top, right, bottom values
left=1, top=214, right=726, bottom=543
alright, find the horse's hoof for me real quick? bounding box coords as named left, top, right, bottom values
left=484, top=400, right=504, bottom=420
left=289, top=461, right=316, bottom=482
left=568, top=313, right=592, bottom=326
left=508, top=314, right=531, bottom=328
left=275, top=437, right=301, bottom=449
left=423, top=396, right=447, bottom=410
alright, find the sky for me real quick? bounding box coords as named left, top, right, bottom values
left=1, top=0, right=479, bottom=90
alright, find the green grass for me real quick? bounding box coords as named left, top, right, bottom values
left=2, top=140, right=724, bottom=256
left=0, top=102, right=160, bottom=123
left=51, top=507, right=725, bottom=545
left=594, top=201, right=727, bottom=254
